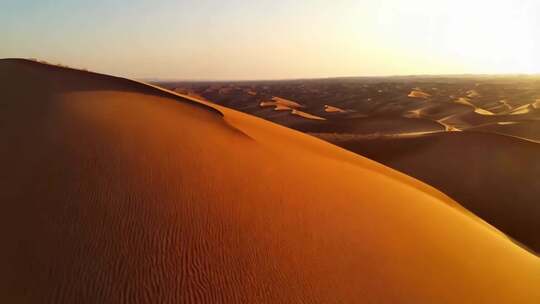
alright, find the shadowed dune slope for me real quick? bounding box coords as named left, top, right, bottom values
left=337, top=131, right=540, bottom=253
left=1, top=59, right=539, bottom=303
left=293, top=116, right=445, bottom=135
left=470, top=121, right=540, bottom=143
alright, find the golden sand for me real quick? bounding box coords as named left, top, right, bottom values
left=0, top=59, right=538, bottom=303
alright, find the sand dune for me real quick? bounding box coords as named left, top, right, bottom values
left=260, top=97, right=325, bottom=120
left=294, top=116, right=446, bottom=136
left=336, top=131, right=540, bottom=253
left=454, top=96, right=475, bottom=107
left=496, top=99, right=513, bottom=111
left=466, top=89, right=481, bottom=98
left=470, top=121, right=540, bottom=143
left=1, top=59, right=539, bottom=303
left=454, top=96, right=540, bottom=117
left=408, top=89, right=431, bottom=99
left=291, top=109, right=326, bottom=120
left=260, top=96, right=304, bottom=109
left=454, top=97, right=495, bottom=115
left=245, top=89, right=257, bottom=96
left=158, top=77, right=540, bottom=256
left=473, top=107, right=495, bottom=115
left=273, top=104, right=293, bottom=111
left=410, top=102, right=473, bottom=120
left=324, top=104, right=347, bottom=113
left=508, top=103, right=535, bottom=115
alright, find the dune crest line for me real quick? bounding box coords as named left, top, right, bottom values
left=1, top=59, right=539, bottom=303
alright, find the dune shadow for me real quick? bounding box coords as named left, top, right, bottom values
left=0, top=58, right=223, bottom=117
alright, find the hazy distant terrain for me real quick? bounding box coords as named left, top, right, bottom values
left=156, top=76, right=540, bottom=138
left=156, top=76, right=540, bottom=253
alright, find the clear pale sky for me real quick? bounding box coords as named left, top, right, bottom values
left=2, top=0, right=539, bottom=80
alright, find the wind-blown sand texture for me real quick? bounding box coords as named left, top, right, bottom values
left=161, top=77, right=540, bottom=253
left=2, top=59, right=539, bottom=303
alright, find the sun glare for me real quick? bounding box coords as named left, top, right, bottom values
left=375, top=0, right=539, bottom=74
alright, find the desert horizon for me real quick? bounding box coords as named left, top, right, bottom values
left=22, top=58, right=540, bottom=83
left=2, top=0, right=540, bottom=303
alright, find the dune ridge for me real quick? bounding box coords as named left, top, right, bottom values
left=408, top=89, right=431, bottom=99
left=158, top=77, right=540, bottom=253
left=324, top=105, right=348, bottom=113
left=1, top=59, right=539, bottom=303
left=336, top=131, right=540, bottom=253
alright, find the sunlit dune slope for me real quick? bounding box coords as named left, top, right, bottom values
left=1, top=59, right=539, bottom=303
left=408, top=89, right=431, bottom=99
left=324, top=104, right=348, bottom=113
left=338, top=131, right=540, bottom=253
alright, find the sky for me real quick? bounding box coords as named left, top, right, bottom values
left=2, top=0, right=539, bottom=80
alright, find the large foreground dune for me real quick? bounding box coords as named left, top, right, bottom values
left=171, top=78, right=540, bottom=254
left=337, top=132, right=540, bottom=253
left=1, top=59, right=539, bottom=303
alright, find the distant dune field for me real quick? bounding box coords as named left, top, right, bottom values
left=1, top=59, right=539, bottom=303
left=160, top=77, right=540, bottom=254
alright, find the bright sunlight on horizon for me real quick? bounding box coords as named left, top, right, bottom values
left=2, top=0, right=539, bottom=80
